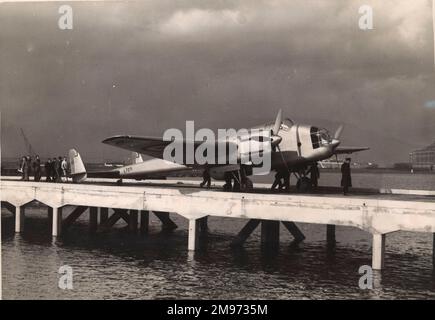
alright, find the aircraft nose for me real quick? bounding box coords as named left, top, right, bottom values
left=271, top=135, right=282, bottom=146
left=330, top=139, right=340, bottom=149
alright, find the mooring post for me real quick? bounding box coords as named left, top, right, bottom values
left=52, top=207, right=63, bottom=237
left=188, top=219, right=199, bottom=251
left=140, top=211, right=149, bottom=234
left=372, top=233, right=386, bottom=270
left=89, top=207, right=98, bottom=233
left=99, top=207, right=109, bottom=224
left=326, top=224, right=336, bottom=248
left=261, top=220, right=280, bottom=248
left=15, top=205, right=24, bottom=233
left=129, top=210, right=139, bottom=233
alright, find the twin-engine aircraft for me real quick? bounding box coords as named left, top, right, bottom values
left=69, top=110, right=368, bottom=191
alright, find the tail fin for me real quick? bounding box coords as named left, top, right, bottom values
left=68, top=149, right=87, bottom=183
left=131, top=152, right=143, bottom=164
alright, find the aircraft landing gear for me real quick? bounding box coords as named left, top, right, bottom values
left=117, top=179, right=123, bottom=186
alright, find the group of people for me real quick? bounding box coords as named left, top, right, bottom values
left=271, top=158, right=352, bottom=195
left=19, top=155, right=68, bottom=182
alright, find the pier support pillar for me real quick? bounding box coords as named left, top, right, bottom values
left=154, top=211, right=178, bottom=231
left=372, top=233, right=386, bottom=270
left=99, top=207, right=109, bottom=224
left=433, top=233, right=435, bottom=267
left=326, top=224, right=336, bottom=248
left=261, top=220, right=280, bottom=248
left=89, top=207, right=98, bottom=233
left=231, top=219, right=261, bottom=247
left=199, top=216, right=208, bottom=236
left=282, top=221, right=305, bottom=242
left=15, top=205, right=24, bottom=233
left=188, top=219, right=199, bottom=251
left=140, top=211, right=149, bottom=234
left=129, top=210, right=139, bottom=233
left=52, top=207, right=63, bottom=237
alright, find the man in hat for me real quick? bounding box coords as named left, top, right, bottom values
left=341, top=158, right=352, bottom=195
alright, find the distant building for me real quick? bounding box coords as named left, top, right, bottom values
left=409, top=141, right=435, bottom=170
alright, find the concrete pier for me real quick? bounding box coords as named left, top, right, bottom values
left=1, top=178, right=435, bottom=270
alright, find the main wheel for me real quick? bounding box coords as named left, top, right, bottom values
left=296, top=177, right=311, bottom=193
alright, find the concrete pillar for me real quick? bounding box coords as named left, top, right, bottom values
left=326, top=224, right=336, bottom=247
left=261, top=220, right=280, bottom=247
left=282, top=221, right=305, bottom=242
left=15, top=205, right=24, bottom=233
left=52, top=207, right=63, bottom=237
left=188, top=219, right=199, bottom=251
left=140, top=211, right=149, bottom=234
left=89, top=207, right=98, bottom=233
left=129, top=210, right=138, bottom=233
left=48, top=207, right=53, bottom=221
left=231, top=219, right=261, bottom=247
left=372, top=233, right=386, bottom=270
left=154, top=211, right=178, bottom=231
left=433, top=233, right=435, bottom=267
left=199, top=216, right=208, bottom=235
left=99, top=207, right=109, bottom=224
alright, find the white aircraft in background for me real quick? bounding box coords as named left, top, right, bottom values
left=69, top=110, right=368, bottom=191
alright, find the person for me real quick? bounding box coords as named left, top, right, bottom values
left=271, top=171, right=283, bottom=191
left=61, top=157, right=68, bottom=182
left=33, top=155, right=41, bottom=182
left=280, top=170, right=290, bottom=192
left=23, top=155, right=31, bottom=181
left=57, top=156, right=63, bottom=182
left=309, top=162, right=320, bottom=189
left=341, top=158, right=352, bottom=195
left=53, top=157, right=59, bottom=182
left=45, top=159, right=52, bottom=181
left=18, top=156, right=26, bottom=180
left=200, top=165, right=211, bottom=188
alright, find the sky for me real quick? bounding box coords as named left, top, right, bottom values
left=1, top=0, right=434, bottom=165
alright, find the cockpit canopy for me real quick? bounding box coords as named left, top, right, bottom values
left=310, top=127, right=332, bottom=149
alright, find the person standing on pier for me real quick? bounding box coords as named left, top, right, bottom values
left=33, top=155, right=41, bottom=182
left=341, top=158, right=352, bottom=195
left=23, top=155, right=31, bottom=181
left=18, top=156, right=26, bottom=180
left=200, top=163, right=211, bottom=188
left=61, top=156, right=68, bottom=182
left=309, top=162, right=320, bottom=189
left=271, top=171, right=283, bottom=191
left=45, top=159, right=52, bottom=181
left=53, top=157, right=60, bottom=182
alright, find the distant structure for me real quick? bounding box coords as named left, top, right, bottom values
left=409, top=141, right=435, bottom=170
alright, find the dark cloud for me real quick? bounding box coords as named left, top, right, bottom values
left=1, top=0, right=434, bottom=164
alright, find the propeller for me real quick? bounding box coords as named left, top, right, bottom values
left=272, top=109, right=283, bottom=135
left=334, top=124, right=344, bottom=140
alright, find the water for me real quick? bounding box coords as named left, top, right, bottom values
left=2, top=172, right=435, bottom=299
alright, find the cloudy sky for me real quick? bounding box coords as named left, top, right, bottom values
left=1, top=0, right=434, bottom=164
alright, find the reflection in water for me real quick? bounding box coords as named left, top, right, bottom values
left=2, top=201, right=435, bottom=299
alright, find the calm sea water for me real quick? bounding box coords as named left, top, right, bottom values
left=2, top=172, right=435, bottom=299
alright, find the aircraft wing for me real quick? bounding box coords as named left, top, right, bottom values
left=333, top=146, right=369, bottom=154
left=102, top=135, right=237, bottom=162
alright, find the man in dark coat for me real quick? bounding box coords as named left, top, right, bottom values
left=200, top=164, right=211, bottom=188
left=45, top=159, right=52, bottom=181
left=33, top=155, right=41, bottom=182
left=341, top=158, right=352, bottom=195
left=52, top=157, right=59, bottom=182
left=309, top=162, right=320, bottom=189
left=271, top=171, right=283, bottom=191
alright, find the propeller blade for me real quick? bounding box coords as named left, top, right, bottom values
left=272, top=109, right=283, bottom=135
left=334, top=124, right=344, bottom=140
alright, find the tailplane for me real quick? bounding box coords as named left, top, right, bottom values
left=68, top=149, right=87, bottom=183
